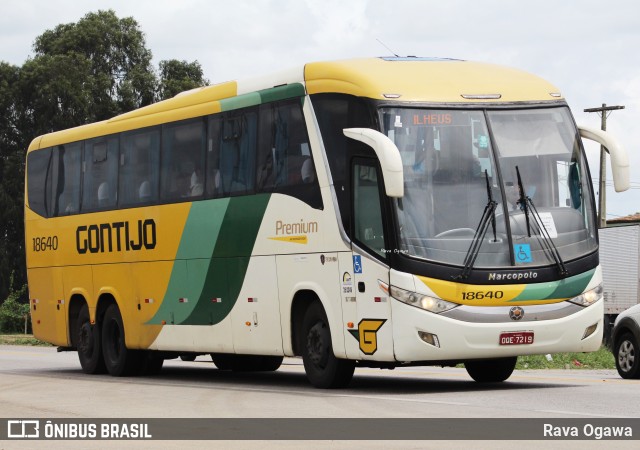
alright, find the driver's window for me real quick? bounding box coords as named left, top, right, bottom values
left=353, top=162, right=386, bottom=258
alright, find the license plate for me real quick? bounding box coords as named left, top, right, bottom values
left=499, top=331, right=534, bottom=345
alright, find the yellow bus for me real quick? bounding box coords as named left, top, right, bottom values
left=25, top=57, right=629, bottom=388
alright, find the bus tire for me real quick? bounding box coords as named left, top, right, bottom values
left=254, top=356, right=283, bottom=372
left=101, top=303, right=141, bottom=376
left=301, top=302, right=355, bottom=388
left=211, top=354, right=283, bottom=371
left=76, top=303, right=106, bottom=374
left=139, top=351, right=164, bottom=376
left=210, top=353, right=234, bottom=370
left=465, top=357, right=517, bottom=383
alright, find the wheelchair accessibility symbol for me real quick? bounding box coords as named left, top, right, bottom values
left=514, top=244, right=532, bottom=263
left=353, top=255, right=363, bottom=274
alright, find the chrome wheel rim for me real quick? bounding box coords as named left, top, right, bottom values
left=618, top=340, right=635, bottom=373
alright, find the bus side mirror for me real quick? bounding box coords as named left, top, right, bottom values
left=343, top=128, right=404, bottom=198
left=578, top=124, right=629, bottom=192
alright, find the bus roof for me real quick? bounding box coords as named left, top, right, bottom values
left=28, top=57, right=563, bottom=151
left=304, top=57, right=562, bottom=103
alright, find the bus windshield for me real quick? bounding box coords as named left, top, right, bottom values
left=381, top=106, right=596, bottom=269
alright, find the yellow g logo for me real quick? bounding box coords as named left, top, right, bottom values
left=349, top=319, right=386, bottom=355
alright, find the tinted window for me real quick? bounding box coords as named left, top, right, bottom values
left=26, top=148, right=51, bottom=217
left=311, top=94, right=374, bottom=230
left=257, top=100, right=322, bottom=209
left=82, top=136, right=119, bottom=211
left=353, top=162, right=386, bottom=258
left=31, top=99, right=321, bottom=217
left=161, top=119, right=206, bottom=201
left=207, top=110, right=257, bottom=197
left=50, top=143, right=82, bottom=216
left=119, top=128, right=160, bottom=207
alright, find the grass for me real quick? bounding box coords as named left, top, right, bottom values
left=515, top=346, right=615, bottom=370
left=0, top=334, right=52, bottom=346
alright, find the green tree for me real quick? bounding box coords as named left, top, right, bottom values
left=0, top=62, right=24, bottom=301
left=157, top=59, right=209, bottom=100
left=0, top=273, right=28, bottom=333
left=32, top=9, right=156, bottom=121
left=0, top=10, right=209, bottom=303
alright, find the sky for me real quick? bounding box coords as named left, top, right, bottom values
left=1, top=0, right=639, bottom=219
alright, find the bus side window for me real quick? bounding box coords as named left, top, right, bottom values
left=119, top=128, right=160, bottom=207
left=256, top=100, right=322, bottom=209
left=82, top=136, right=118, bottom=211
left=160, top=119, right=206, bottom=201
left=218, top=111, right=257, bottom=196
left=26, top=148, right=52, bottom=217
left=49, top=143, right=82, bottom=216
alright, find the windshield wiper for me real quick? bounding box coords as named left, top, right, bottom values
left=516, top=167, right=532, bottom=237
left=454, top=170, right=497, bottom=280
left=515, top=166, right=569, bottom=277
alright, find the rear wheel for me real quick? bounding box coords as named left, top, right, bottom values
left=465, top=357, right=517, bottom=383
left=138, top=351, right=164, bottom=376
left=301, top=302, right=354, bottom=388
left=101, top=304, right=141, bottom=376
left=615, top=332, right=640, bottom=379
left=76, top=303, right=106, bottom=374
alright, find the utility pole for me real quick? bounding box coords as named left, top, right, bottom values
left=584, top=103, right=625, bottom=228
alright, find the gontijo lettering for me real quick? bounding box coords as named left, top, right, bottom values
left=76, top=219, right=156, bottom=254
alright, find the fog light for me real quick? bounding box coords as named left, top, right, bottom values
left=418, top=331, right=440, bottom=348
left=582, top=322, right=598, bottom=340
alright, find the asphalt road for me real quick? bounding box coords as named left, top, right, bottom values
left=1, top=345, right=639, bottom=449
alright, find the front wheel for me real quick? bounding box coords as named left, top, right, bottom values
left=615, top=333, right=640, bottom=379
left=301, top=302, right=355, bottom=388
left=465, top=357, right=517, bottom=383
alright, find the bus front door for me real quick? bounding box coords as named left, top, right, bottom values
left=346, top=160, right=394, bottom=361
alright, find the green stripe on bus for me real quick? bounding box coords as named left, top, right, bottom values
left=147, top=199, right=229, bottom=325
left=509, top=268, right=595, bottom=302
left=220, top=92, right=262, bottom=111
left=181, top=194, right=271, bottom=325
left=546, top=268, right=595, bottom=299
left=147, top=194, right=271, bottom=326
left=258, top=84, right=306, bottom=104
left=219, top=83, right=306, bottom=112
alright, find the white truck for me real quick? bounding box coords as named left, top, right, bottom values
left=599, top=224, right=640, bottom=345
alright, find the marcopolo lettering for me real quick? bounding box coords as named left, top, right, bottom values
left=76, top=219, right=156, bottom=254
left=488, top=271, right=538, bottom=281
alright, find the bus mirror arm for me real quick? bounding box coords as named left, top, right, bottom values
left=343, top=128, right=404, bottom=198
left=577, top=124, right=630, bottom=193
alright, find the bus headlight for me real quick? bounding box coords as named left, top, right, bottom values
left=390, top=286, right=458, bottom=313
left=567, top=284, right=603, bottom=307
